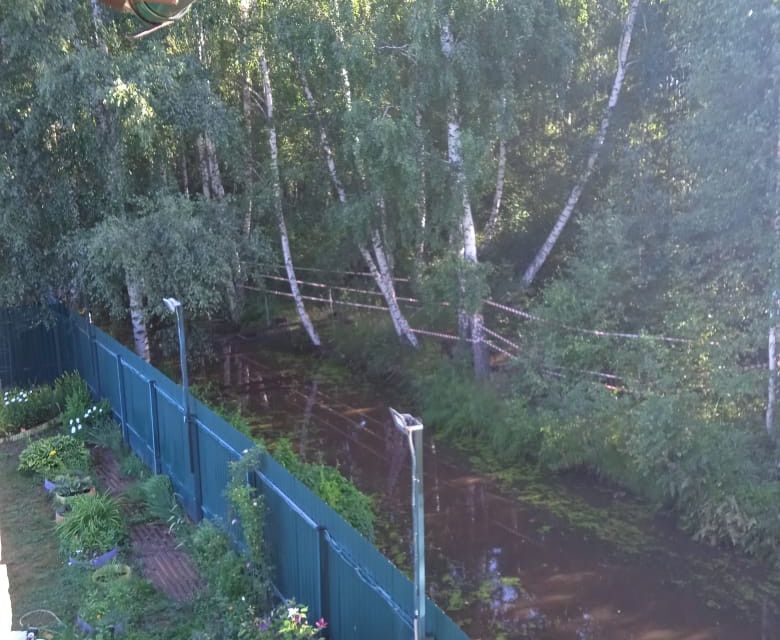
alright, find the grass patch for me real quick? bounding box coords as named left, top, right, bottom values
left=0, top=442, right=82, bottom=630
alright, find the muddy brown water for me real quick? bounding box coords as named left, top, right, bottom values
left=194, top=331, right=780, bottom=640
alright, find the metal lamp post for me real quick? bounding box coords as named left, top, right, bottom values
left=389, top=408, right=426, bottom=640
left=163, top=297, right=202, bottom=520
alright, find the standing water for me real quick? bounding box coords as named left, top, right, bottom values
left=195, top=330, right=780, bottom=640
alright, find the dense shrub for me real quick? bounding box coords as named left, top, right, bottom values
left=0, top=386, right=58, bottom=435
left=324, top=315, right=780, bottom=557
left=18, top=434, right=90, bottom=475
left=273, top=438, right=375, bottom=541
left=54, top=371, right=91, bottom=412
left=57, top=493, right=126, bottom=556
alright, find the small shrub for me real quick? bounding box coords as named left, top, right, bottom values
left=65, top=400, right=112, bottom=438
left=18, top=434, right=90, bottom=475
left=0, top=386, right=58, bottom=435
left=119, top=452, right=150, bottom=480
left=191, top=521, right=251, bottom=602
left=57, top=493, right=126, bottom=556
left=54, top=371, right=91, bottom=409
left=78, top=573, right=156, bottom=637
left=241, top=601, right=327, bottom=639
left=228, top=448, right=271, bottom=606
left=124, top=474, right=177, bottom=523
left=273, top=438, right=375, bottom=540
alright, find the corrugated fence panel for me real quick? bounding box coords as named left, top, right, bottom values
left=8, top=307, right=470, bottom=640
left=324, top=534, right=413, bottom=640
left=0, top=308, right=64, bottom=387
left=70, top=317, right=98, bottom=393
left=155, top=386, right=197, bottom=514
left=255, top=467, right=323, bottom=623
left=122, top=359, right=155, bottom=468
left=192, top=398, right=254, bottom=523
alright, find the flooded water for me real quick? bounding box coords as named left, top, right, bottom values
left=196, top=330, right=780, bottom=640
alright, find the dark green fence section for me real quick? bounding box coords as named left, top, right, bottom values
left=0, top=308, right=66, bottom=389
left=13, top=308, right=469, bottom=640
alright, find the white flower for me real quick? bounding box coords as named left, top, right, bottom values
left=71, top=426, right=76, bottom=434
left=287, top=607, right=300, bottom=620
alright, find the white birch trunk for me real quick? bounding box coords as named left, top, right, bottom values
left=415, top=110, right=428, bottom=264
left=483, top=137, right=506, bottom=243
left=126, top=276, right=150, bottom=362
left=768, top=315, right=776, bottom=439
left=180, top=148, right=190, bottom=198
left=242, top=79, right=253, bottom=236
left=240, top=0, right=253, bottom=236
left=441, top=16, right=489, bottom=377
left=522, top=0, right=641, bottom=286
left=261, top=50, right=321, bottom=348
left=298, top=66, right=418, bottom=347
left=767, top=40, right=780, bottom=439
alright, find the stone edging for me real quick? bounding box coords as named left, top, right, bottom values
left=0, top=418, right=59, bottom=446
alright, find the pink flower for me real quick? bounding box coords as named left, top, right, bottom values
left=315, top=618, right=328, bottom=630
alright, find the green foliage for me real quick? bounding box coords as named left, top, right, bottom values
left=51, top=473, right=94, bottom=501
left=18, top=434, right=90, bottom=475
left=56, top=493, right=126, bottom=556
left=242, top=602, right=327, bottom=640
left=191, top=522, right=251, bottom=602
left=273, top=438, right=375, bottom=541
left=119, top=452, right=150, bottom=480
left=0, top=386, right=58, bottom=435
left=227, top=448, right=271, bottom=605
left=78, top=572, right=158, bottom=639
left=54, top=372, right=91, bottom=411
left=124, top=474, right=178, bottom=523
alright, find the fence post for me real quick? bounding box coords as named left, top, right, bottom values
left=88, top=315, right=101, bottom=397
left=189, top=414, right=204, bottom=522
left=115, top=355, right=129, bottom=445
left=317, top=525, right=330, bottom=638
left=148, top=380, right=162, bottom=474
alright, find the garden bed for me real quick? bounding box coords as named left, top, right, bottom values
left=1, top=374, right=329, bottom=639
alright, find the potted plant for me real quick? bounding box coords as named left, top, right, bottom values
left=54, top=502, right=71, bottom=524
left=51, top=473, right=96, bottom=505
left=56, top=493, right=126, bottom=562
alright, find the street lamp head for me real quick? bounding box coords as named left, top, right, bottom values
left=162, top=297, right=182, bottom=314
left=389, top=407, right=423, bottom=435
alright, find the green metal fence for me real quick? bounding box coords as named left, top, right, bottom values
left=0, top=308, right=65, bottom=389
left=7, top=307, right=470, bottom=640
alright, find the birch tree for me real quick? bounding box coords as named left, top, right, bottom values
left=521, top=0, right=641, bottom=286
left=767, top=35, right=780, bottom=439
left=297, top=67, right=419, bottom=348
left=259, top=47, right=321, bottom=347
left=440, top=11, right=489, bottom=376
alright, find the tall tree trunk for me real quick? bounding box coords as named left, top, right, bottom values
left=415, top=110, right=428, bottom=265
left=242, top=79, right=254, bottom=236
left=260, top=49, right=321, bottom=347
left=522, top=0, right=641, bottom=286
left=482, top=137, right=506, bottom=243
left=441, top=15, right=489, bottom=377
left=298, top=66, right=419, bottom=347
left=180, top=148, right=190, bottom=198
left=196, top=134, right=211, bottom=199
left=126, top=276, right=150, bottom=362
left=767, top=39, right=780, bottom=440
left=204, top=135, right=225, bottom=200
